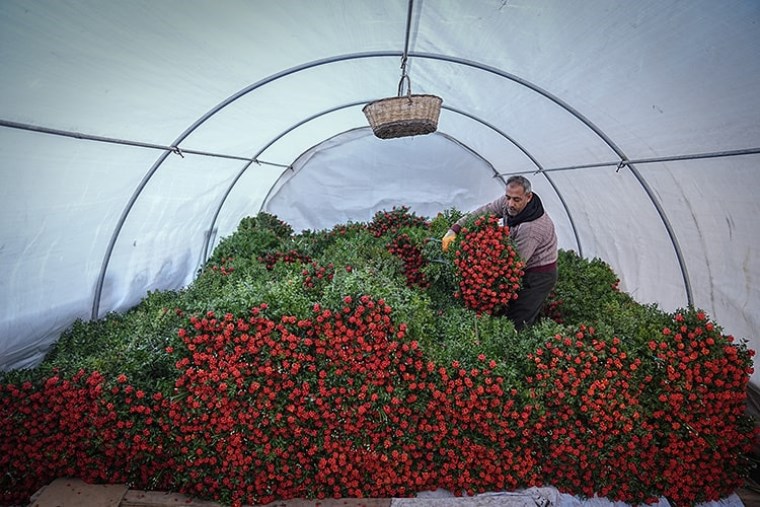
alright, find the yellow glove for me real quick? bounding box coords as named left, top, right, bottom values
left=442, top=230, right=457, bottom=252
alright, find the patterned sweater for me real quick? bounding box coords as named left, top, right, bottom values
left=453, top=195, right=558, bottom=271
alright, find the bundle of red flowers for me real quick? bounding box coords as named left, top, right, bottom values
left=386, top=233, right=429, bottom=288
left=453, top=214, right=525, bottom=315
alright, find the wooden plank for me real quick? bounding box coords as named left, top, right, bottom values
left=123, top=490, right=392, bottom=507
left=122, top=490, right=221, bottom=506
left=29, top=478, right=127, bottom=507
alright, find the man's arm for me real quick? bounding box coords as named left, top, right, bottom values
left=451, top=195, right=508, bottom=233
left=442, top=195, right=507, bottom=251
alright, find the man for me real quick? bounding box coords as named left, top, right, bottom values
left=441, top=175, right=558, bottom=330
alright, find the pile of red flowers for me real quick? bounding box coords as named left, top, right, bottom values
left=2, top=301, right=755, bottom=507
left=368, top=206, right=428, bottom=238
left=647, top=310, right=757, bottom=504
left=0, top=297, right=535, bottom=506
left=453, top=215, right=525, bottom=315
left=527, top=312, right=758, bottom=505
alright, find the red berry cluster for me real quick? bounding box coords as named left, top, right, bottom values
left=258, top=249, right=312, bottom=270
left=453, top=215, right=524, bottom=315
left=368, top=206, right=428, bottom=238
left=386, top=234, right=429, bottom=288
left=209, top=256, right=235, bottom=276
left=301, top=261, right=335, bottom=291
left=541, top=290, right=564, bottom=323
left=328, top=223, right=367, bottom=237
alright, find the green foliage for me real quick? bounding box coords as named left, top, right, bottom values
left=427, top=207, right=465, bottom=239
left=256, top=274, right=315, bottom=321
left=420, top=209, right=463, bottom=310
left=422, top=305, right=563, bottom=389
left=317, top=226, right=399, bottom=275
left=37, top=290, right=184, bottom=392
left=543, top=249, right=628, bottom=324
left=596, top=297, right=671, bottom=350
left=185, top=259, right=268, bottom=312
left=295, top=222, right=368, bottom=258
left=206, top=211, right=292, bottom=266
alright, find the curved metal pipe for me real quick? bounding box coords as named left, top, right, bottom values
left=93, top=50, right=692, bottom=318
left=257, top=128, right=503, bottom=216
left=440, top=105, right=584, bottom=258
left=416, top=53, right=692, bottom=305
left=201, top=102, right=583, bottom=264
left=93, top=52, right=405, bottom=319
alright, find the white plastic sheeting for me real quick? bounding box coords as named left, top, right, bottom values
left=0, top=1, right=759, bottom=387
left=411, top=487, right=744, bottom=507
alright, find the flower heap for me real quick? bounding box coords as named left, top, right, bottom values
left=0, top=371, right=104, bottom=505
left=367, top=206, right=428, bottom=238
left=527, top=325, right=660, bottom=503
left=526, top=311, right=758, bottom=505
left=417, top=358, right=539, bottom=496
left=453, top=214, right=525, bottom=315
left=167, top=297, right=432, bottom=505
left=646, top=310, right=758, bottom=505
left=0, top=304, right=757, bottom=506
left=0, top=370, right=173, bottom=505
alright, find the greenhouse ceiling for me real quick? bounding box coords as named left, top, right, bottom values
left=1, top=0, right=759, bottom=383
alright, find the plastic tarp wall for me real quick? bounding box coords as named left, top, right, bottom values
left=0, top=1, right=759, bottom=388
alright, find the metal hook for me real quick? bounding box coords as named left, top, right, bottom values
left=170, top=146, right=185, bottom=158
left=397, top=74, right=412, bottom=98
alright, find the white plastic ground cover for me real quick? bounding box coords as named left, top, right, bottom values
left=409, top=487, right=743, bottom=507
left=0, top=0, right=759, bottom=390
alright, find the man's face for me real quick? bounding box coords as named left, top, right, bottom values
left=505, top=182, right=532, bottom=216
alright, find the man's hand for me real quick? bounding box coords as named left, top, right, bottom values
left=442, top=230, right=457, bottom=252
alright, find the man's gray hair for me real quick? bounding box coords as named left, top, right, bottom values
left=506, top=175, right=532, bottom=194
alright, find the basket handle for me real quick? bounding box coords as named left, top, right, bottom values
left=397, top=74, right=412, bottom=100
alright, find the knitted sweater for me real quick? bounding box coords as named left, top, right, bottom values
left=509, top=213, right=558, bottom=270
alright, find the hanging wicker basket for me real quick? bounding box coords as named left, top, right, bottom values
left=363, top=94, right=443, bottom=140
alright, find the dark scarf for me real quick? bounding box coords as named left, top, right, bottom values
left=506, top=192, right=545, bottom=228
